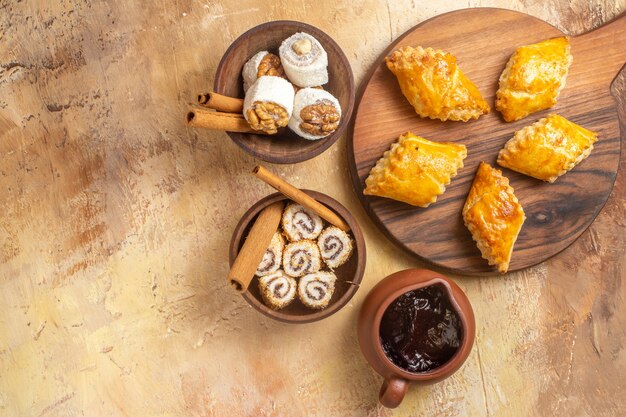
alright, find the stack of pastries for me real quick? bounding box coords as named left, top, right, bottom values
left=364, top=36, right=598, bottom=273
left=255, top=202, right=355, bottom=310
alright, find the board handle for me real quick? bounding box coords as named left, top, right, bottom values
left=571, top=13, right=625, bottom=88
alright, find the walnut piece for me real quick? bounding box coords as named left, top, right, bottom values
left=257, top=53, right=285, bottom=79
left=299, top=99, right=340, bottom=136
left=291, top=38, right=312, bottom=55
left=246, top=101, right=289, bottom=135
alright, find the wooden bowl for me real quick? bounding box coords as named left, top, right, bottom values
left=214, top=21, right=355, bottom=164
left=229, top=191, right=366, bottom=323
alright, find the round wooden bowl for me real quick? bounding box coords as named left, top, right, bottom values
left=229, top=191, right=366, bottom=323
left=214, top=21, right=355, bottom=164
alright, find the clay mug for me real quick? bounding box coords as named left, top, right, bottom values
left=357, top=269, right=476, bottom=408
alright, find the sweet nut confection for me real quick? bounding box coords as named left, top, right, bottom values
left=281, top=203, right=324, bottom=241
left=255, top=232, right=285, bottom=276
left=497, top=114, right=598, bottom=182
left=288, top=88, right=342, bottom=140
left=282, top=239, right=323, bottom=277
left=317, top=226, right=353, bottom=269
left=297, top=271, right=337, bottom=309
left=496, top=37, right=572, bottom=122
left=243, top=75, right=295, bottom=134
left=385, top=46, right=490, bottom=122
left=242, top=51, right=287, bottom=92
left=364, top=132, right=467, bottom=207
left=249, top=198, right=356, bottom=311
left=279, top=32, right=329, bottom=87
left=463, top=162, right=526, bottom=273
left=258, top=270, right=297, bottom=310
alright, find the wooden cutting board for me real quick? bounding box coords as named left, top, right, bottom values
left=348, top=8, right=625, bottom=275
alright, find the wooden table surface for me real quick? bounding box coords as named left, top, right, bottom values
left=1, top=1, right=624, bottom=416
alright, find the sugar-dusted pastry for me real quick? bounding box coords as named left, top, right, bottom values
left=385, top=46, right=490, bottom=122
left=463, top=162, right=526, bottom=273
left=288, top=88, right=341, bottom=140
left=298, top=271, right=336, bottom=309
left=258, top=270, right=297, bottom=310
left=364, top=132, right=467, bottom=207
left=496, top=37, right=572, bottom=122
left=317, top=226, right=353, bottom=268
left=279, top=32, right=328, bottom=87
left=282, top=239, right=322, bottom=277
left=281, top=203, right=324, bottom=241
left=256, top=232, right=285, bottom=276
left=497, top=114, right=598, bottom=183
left=242, top=51, right=286, bottom=92
left=243, top=76, right=294, bottom=134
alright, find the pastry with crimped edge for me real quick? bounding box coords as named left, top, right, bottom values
left=496, top=37, right=572, bottom=122
left=497, top=114, right=598, bottom=183
left=364, top=132, right=467, bottom=207
left=385, top=46, right=490, bottom=122
left=463, top=162, right=526, bottom=273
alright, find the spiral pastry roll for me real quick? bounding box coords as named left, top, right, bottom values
left=256, top=232, right=285, bottom=276
left=258, top=270, right=297, bottom=310
left=298, top=271, right=337, bottom=309
left=282, top=240, right=322, bottom=277
left=317, top=226, right=353, bottom=268
left=279, top=32, right=328, bottom=87
left=242, top=51, right=287, bottom=92
left=288, top=88, right=342, bottom=140
left=281, top=203, right=324, bottom=241
left=243, top=76, right=294, bottom=135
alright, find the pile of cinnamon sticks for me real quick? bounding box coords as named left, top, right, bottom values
left=186, top=92, right=258, bottom=133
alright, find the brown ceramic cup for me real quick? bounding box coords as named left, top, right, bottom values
left=357, top=269, right=476, bottom=408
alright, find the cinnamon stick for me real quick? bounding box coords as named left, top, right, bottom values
left=197, top=92, right=244, bottom=113
left=253, top=165, right=350, bottom=231
left=186, top=108, right=255, bottom=133
left=228, top=201, right=285, bottom=293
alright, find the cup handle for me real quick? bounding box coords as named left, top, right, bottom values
left=379, top=377, right=409, bottom=408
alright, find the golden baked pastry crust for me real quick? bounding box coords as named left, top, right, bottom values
left=463, top=162, right=525, bottom=273
left=385, top=46, right=490, bottom=122
left=496, top=37, right=572, bottom=122
left=364, top=132, right=467, bottom=207
left=497, top=114, right=598, bottom=183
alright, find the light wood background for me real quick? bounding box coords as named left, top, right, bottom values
left=0, top=1, right=624, bottom=416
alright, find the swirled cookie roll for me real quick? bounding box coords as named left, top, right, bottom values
left=279, top=32, right=328, bottom=87
left=258, top=270, right=297, bottom=310
left=282, top=240, right=322, bottom=277
left=256, top=232, right=284, bottom=276
left=317, top=226, right=353, bottom=268
left=281, top=203, right=324, bottom=241
left=288, top=88, right=342, bottom=140
left=298, top=271, right=337, bottom=309
left=242, top=51, right=287, bottom=92
left=243, top=76, right=294, bottom=135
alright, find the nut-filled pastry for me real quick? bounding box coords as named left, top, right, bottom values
left=243, top=76, right=294, bottom=134
left=364, top=132, right=467, bottom=207
left=385, top=46, right=490, bottom=122
left=463, top=162, right=526, bottom=273
left=497, top=114, right=598, bottom=183
left=242, top=51, right=287, bottom=92
left=496, top=37, right=572, bottom=122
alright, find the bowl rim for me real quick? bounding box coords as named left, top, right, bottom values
left=214, top=20, right=356, bottom=164
left=229, top=190, right=366, bottom=323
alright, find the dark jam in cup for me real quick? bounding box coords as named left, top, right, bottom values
left=379, top=284, right=462, bottom=373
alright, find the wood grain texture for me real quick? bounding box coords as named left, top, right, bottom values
left=0, top=1, right=624, bottom=416
left=214, top=20, right=355, bottom=164
left=349, top=8, right=625, bottom=275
